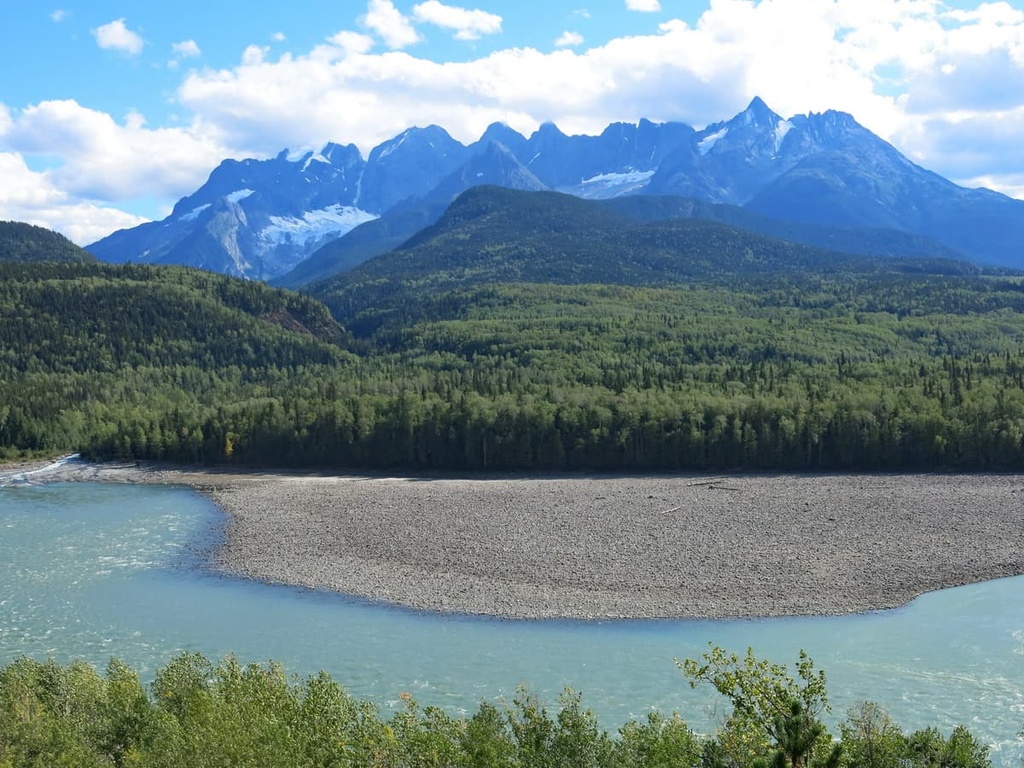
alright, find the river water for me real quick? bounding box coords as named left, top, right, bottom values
left=0, top=481, right=1021, bottom=764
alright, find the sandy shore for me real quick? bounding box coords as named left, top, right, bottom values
left=4, top=457, right=1024, bottom=619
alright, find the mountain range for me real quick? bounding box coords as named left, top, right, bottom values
left=86, top=97, right=1024, bottom=282
left=309, top=184, right=981, bottom=336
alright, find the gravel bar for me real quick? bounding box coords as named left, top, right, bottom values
left=9, top=460, right=1024, bottom=620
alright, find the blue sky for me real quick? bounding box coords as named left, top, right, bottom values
left=2, top=0, right=1024, bottom=243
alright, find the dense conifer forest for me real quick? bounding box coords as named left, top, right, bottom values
left=0, top=221, right=95, bottom=264
left=2, top=192, right=1024, bottom=471
left=3, top=262, right=1024, bottom=470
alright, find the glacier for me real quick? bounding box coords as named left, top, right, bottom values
left=258, top=205, right=378, bottom=249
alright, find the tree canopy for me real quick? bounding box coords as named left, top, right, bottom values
left=0, top=650, right=997, bottom=768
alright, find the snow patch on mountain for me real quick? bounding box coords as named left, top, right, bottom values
left=258, top=205, right=377, bottom=248
left=774, top=120, right=793, bottom=154
left=301, top=153, right=330, bottom=172
left=698, top=127, right=728, bottom=155
left=582, top=170, right=655, bottom=186
left=378, top=131, right=409, bottom=160
left=226, top=189, right=255, bottom=204
left=570, top=169, right=655, bottom=199
left=179, top=203, right=210, bottom=222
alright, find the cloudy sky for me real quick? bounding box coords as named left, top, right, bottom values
left=3, top=0, right=1024, bottom=244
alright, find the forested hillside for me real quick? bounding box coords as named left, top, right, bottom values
left=2, top=213, right=1023, bottom=471
left=0, top=221, right=94, bottom=263
left=600, top=195, right=965, bottom=262
left=311, top=186, right=978, bottom=331
left=0, top=261, right=351, bottom=460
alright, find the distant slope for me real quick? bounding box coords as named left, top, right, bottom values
left=0, top=221, right=95, bottom=263
left=271, top=198, right=447, bottom=289
left=600, top=196, right=965, bottom=262
left=280, top=189, right=965, bottom=289
left=0, top=261, right=348, bottom=374
left=0, top=260, right=354, bottom=461
left=311, top=186, right=978, bottom=333
left=273, top=142, right=549, bottom=289
left=744, top=133, right=1024, bottom=269
left=6, top=219, right=1024, bottom=474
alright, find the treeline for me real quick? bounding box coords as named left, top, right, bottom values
left=6, top=350, right=1024, bottom=471
left=3, top=263, right=1024, bottom=470
left=0, top=650, right=994, bottom=768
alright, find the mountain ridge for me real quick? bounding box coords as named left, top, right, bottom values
left=309, top=185, right=984, bottom=337
left=86, top=98, right=1024, bottom=281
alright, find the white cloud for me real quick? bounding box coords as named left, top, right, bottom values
left=170, top=0, right=1024, bottom=201
left=271, top=32, right=287, bottom=42
left=49, top=10, right=66, bottom=23
left=11, top=0, right=1024, bottom=245
left=0, top=152, right=148, bottom=244
left=93, top=18, right=144, bottom=55
left=959, top=172, right=1024, bottom=200
left=361, top=0, right=421, bottom=49
left=328, top=31, right=376, bottom=55
left=241, top=44, right=270, bottom=66
left=172, top=40, right=202, bottom=58
left=946, top=2, right=1024, bottom=26
left=412, top=1, right=503, bottom=41
left=625, top=0, right=661, bottom=12
left=0, top=100, right=230, bottom=207
left=556, top=31, right=585, bottom=48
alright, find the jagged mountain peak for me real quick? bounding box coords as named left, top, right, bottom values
left=368, top=124, right=462, bottom=161
left=418, top=140, right=548, bottom=207
left=698, top=96, right=787, bottom=146
left=531, top=121, right=567, bottom=141
left=322, top=141, right=355, bottom=161
left=478, top=122, right=528, bottom=152
left=88, top=101, right=1024, bottom=282
left=463, top=140, right=545, bottom=186
left=798, top=108, right=871, bottom=143
left=738, top=96, right=781, bottom=124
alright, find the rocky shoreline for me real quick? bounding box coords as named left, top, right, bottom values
left=4, top=458, right=1024, bottom=619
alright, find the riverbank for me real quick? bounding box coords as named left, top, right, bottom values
left=4, top=457, right=1023, bottom=619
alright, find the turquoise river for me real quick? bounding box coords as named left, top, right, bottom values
left=0, top=481, right=1021, bottom=764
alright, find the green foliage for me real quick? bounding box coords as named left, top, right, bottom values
left=681, top=648, right=997, bottom=768
left=839, top=701, right=904, bottom=768
left=4, top=227, right=1024, bottom=472
left=0, top=657, right=156, bottom=768
left=838, top=703, right=991, bottom=768
left=680, top=647, right=830, bottom=725
left=0, top=654, right=999, bottom=768
left=0, top=221, right=94, bottom=264
left=680, top=646, right=831, bottom=768
left=616, top=711, right=702, bottom=768
left=460, top=701, right=517, bottom=767
left=311, top=185, right=978, bottom=327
